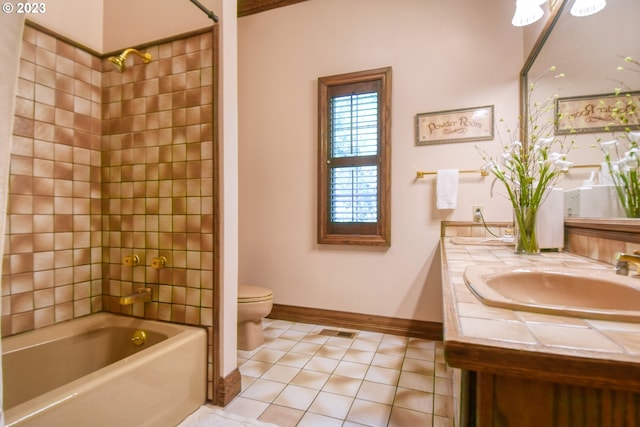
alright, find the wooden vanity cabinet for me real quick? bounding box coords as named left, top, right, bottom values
left=458, top=369, right=640, bottom=427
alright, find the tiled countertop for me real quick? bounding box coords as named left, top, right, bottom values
left=441, top=237, right=640, bottom=391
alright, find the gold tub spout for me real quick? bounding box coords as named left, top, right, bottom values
left=119, top=287, right=152, bottom=305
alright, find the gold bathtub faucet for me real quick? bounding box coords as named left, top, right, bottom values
left=119, top=287, right=152, bottom=305
left=615, top=251, right=640, bottom=276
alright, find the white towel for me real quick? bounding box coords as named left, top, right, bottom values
left=436, top=169, right=459, bottom=210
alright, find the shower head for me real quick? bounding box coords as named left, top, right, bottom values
left=107, top=48, right=152, bottom=72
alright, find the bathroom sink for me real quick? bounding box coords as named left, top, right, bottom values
left=463, top=266, right=640, bottom=322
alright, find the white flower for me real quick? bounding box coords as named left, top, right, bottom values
left=534, top=137, right=554, bottom=151
left=600, top=139, right=618, bottom=154
left=628, top=132, right=640, bottom=144
left=617, top=155, right=638, bottom=171
left=555, top=160, right=573, bottom=172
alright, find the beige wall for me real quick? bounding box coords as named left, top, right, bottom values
left=237, top=0, right=523, bottom=323
left=30, top=0, right=103, bottom=52
left=30, top=0, right=220, bottom=54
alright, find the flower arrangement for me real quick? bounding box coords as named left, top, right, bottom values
left=600, top=133, right=640, bottom=218
left=479, top=67, right=573, bottom=253
left=599, top=56, right=640, bottom=218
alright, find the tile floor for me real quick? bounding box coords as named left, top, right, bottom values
left=222, top=318, right=454, bottom=427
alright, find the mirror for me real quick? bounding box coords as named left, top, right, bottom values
left=521, top=0, right=640, bottom=219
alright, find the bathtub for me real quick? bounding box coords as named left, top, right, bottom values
left=3, top=313, right=207, bottom=427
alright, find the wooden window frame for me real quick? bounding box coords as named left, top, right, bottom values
left=317, top=67, right=392, bottom=246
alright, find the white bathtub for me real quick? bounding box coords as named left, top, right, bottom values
left=3, top=313, right=207, bottom=427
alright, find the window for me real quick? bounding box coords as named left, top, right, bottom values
left=317, top=67, right=391, bottom=246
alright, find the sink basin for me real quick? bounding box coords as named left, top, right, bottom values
left=463, top=266, right=640, bottom=322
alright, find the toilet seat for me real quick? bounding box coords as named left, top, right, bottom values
left=238, top=285, right=273, bottom=303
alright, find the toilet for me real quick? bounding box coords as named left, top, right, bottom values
left=237, top=285, right=274, bottom=351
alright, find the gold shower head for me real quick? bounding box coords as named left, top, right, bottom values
left=107, top=48, right=152, bottom=72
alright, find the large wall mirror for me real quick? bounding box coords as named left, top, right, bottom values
left=521, top=0, right=640, bottom=221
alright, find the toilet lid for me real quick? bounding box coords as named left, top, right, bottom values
left=238, top=285, right=273, bottom=303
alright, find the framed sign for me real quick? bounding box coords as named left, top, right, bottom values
left=416, top=105, right=494, bottom=145
left=555, top=91, right=640, bottom=134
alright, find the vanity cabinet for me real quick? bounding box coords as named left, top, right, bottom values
left=457, top=369, right=640, bottom=427
left=440, top=229, right=640, bottom=427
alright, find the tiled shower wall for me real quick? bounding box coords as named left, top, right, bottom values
left=101, top=32, right=215, bottom=327
left=2, top=25, right=103, bottom=336
left=2, top=23, right=217, bottom=399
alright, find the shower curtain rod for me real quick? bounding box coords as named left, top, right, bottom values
left=189, top=0, right=219, bottom=23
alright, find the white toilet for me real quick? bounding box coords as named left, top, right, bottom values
left=237, top=285, right=273, bottom=351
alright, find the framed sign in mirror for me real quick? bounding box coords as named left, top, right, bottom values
left=555, top=91, right=640, bottom=134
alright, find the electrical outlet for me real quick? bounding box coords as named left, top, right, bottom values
left=473, top=205, right=483, bottom=222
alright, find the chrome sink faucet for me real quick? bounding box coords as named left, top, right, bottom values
left=615, top=251, right=640, bottom=276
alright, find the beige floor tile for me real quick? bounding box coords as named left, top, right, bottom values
left=322, top=374, right=363, bottom=397
left=389, top=406, right=433, bottom=427
left=356, top=380, right=397, bottom=405
left=402, top=357, right=435, bottom=376
left=290, top=369, right=330, bottom=390
left=305, top=355, right=340, bottom=374
left=292, top=322, right=318, bottom=332
left=435, top=362, right=448, bottom=378
left=334, top=360, right=369, bottom=379
left=240, top=374, right=257, bottom=391
left=263, top=327, right=286, bottom=339
left=381, top=334, right=408, bottom=345
left=301, top=333, right=331, bottom=345
left=316, top=344, right=348, bottom=360
left=408, top=337, right=436, bottom=349
left=273, top=384, right=319, bottom=411
left=434, top=414, right=454, bottom=427
left=277, top=352, right=313, bottom=368
left=350, top=338, right=381, bottom=352
left=343, top=348, right=375, bottom=364
left=371, top=352, right=404, bottom=370
left=290, top=341, right=322, bottom=355
left=434, top=393, right=452, bottom=417
left=228, top=321, right=456, bottom=427
left=394, top=387, right=434, bottom=414
left=346, top=398, right=392, bottom=426
left=280, top=329, right=309, bottom=341
left=261, top=364, right=301, bottom=384
left=267, top=319, right=294, bottom=329
left=364, top=365, right=400, bottom=385
left=239, top=360, right=273, bottom=378
left=357, top=330, right=384, bottom=343
left=224, top=396, right=269, bottom=419
left=297, top=412, right=344, bottom=427
left=308, top=390, right=354, bottom=420
left=241, top=378, right=287, bottom=403
left=258, top=404, right=304, bottom=427
left=435, top=376, right=451, bottom=395
left=266, top=338, right=299, bottom=352
left=405, top=346, right=435, bottom=361
left=377, top=341, right=407, bottom=356
left=325, top=336, right=355, bottom=348
left=398, top=371, right=434, bottom=393
left=252, top=348, right=286, bottom=364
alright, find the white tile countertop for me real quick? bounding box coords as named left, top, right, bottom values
left=440, top=237, right=640, bottom=391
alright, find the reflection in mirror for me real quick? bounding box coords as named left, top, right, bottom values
left=524, top=0, right=640, bottom=219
